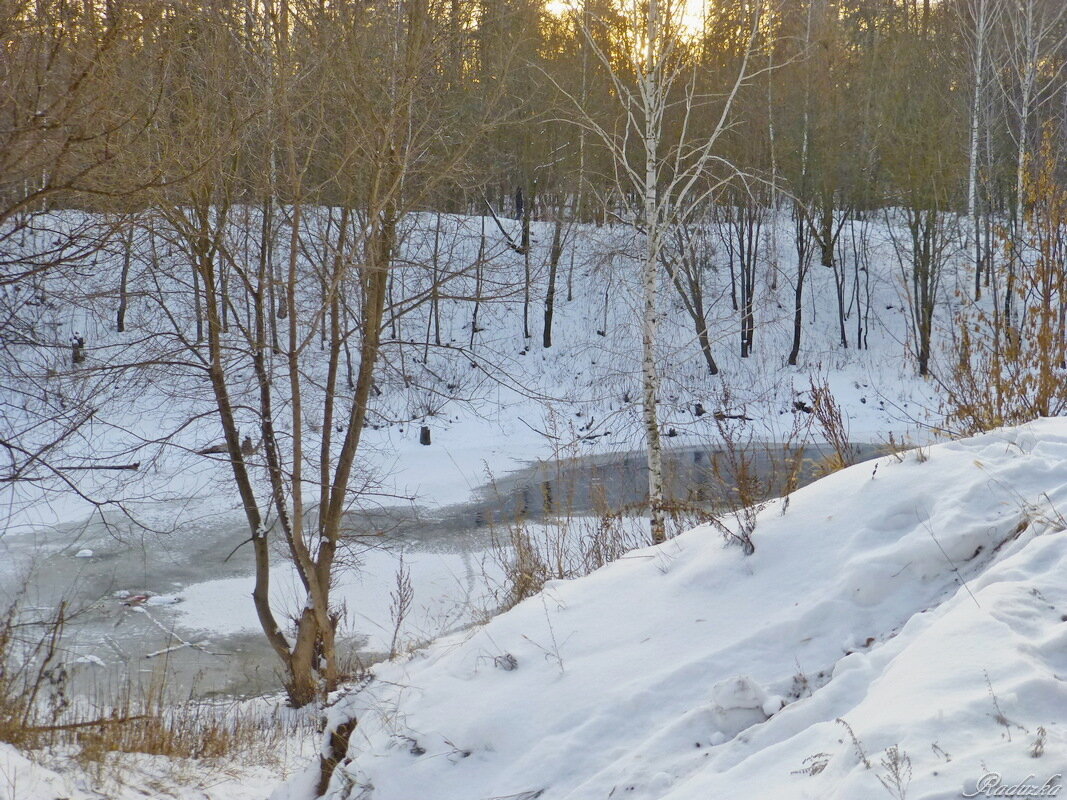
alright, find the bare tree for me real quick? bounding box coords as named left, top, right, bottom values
left=664, top=212, right=720, bottom=375
left=0, top=0, right=158, bottom=506
left=957, top=0, right=1001, bottom=300
left=553, top=0, right=768, bottom=543
left=120, top=0, right=507, bottom=707
left=998, top=0, right=1067, bottom=323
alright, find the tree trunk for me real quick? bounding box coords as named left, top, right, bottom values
left=788, top=274, right=803, bottom=367
left=542, top=214, right=563, bottom=348
left=471, top=215, right=484, bottom=347
left=116, top=224, right=133, bottom=332
left=521, top=183, right=533, bottom=340
left=788, top=207, right=811, bottom=366
left=641, top=234, right=666, bottom=544
left=642, top=9, right=666, bottom=545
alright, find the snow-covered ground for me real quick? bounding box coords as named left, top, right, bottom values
left=0, top=741, right=293, bottom=800
left=6, top=422, right=1067, bottom=799
left=175, top=543, right=501, bottom=654
left=4, top=209, right=1041, bottom=799
left=274, top=418, right=1067, bottom=800
left=2, top=209, right=943, bottom=692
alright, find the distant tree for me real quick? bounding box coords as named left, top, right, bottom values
left=0, top=0, right=157, bottom=505
left=663, top=210, right=721, bottom=375
left=997, top=0, right=1067, bottom=325
left=955, top=0, right=1002, bottom=300
left=945, top=127, right=1067, bottom=429
left=881, top=5, right=966, bottom=376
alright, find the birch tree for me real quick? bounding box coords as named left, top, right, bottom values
left=554, top=0, right=768, bottom=544
left=998, top=0, right=1067, bottom=323
left=957, top=0, right=1001, bottom=300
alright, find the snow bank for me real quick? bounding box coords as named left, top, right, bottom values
left=293, top=419, right=1067, bottom=800
left=0, top=744, right=92, bottom=800
left=174, top=546, right=499, bottom=652
left=2, top=210, right=937, bottom=537
left=0, top=742, right=284, bottom=800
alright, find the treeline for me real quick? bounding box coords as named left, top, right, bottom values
left=8, top=0, right=1067, bottom=220
left=6, top=0, right=1067, bottom=368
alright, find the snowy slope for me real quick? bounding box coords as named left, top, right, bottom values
left=293, top=419, right=1067, bottom=800
left=3, top=210, right=943, bottom=536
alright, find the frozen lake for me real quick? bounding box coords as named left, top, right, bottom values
left=0, top=442, right=881, bottom=700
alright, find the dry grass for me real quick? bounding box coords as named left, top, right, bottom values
left=489, top=512, right=647, bottom=609
left=702, top=408, right=812, bottom=554
left=487, top=383, right=860, bottom=598
left=809, top=378, right=857, bottom=475
left=940, top=129, right=1067, bottom=435
left=72, top=697, right=283, bottom=763
left=0, top=594, right=307, bottom=770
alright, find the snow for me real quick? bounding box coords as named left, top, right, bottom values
left=0, top=741, right=294, bottom=800
left=0, top=745, right=80, bottom=800
left=173, top=546, right=499, bottom=652
left=1, top=211, right=947, bottom=691
left=273, top=419, right=1067, bottom=800
left=7, top=420, right=1067, bottom=800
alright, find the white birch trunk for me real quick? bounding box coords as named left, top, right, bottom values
left=963, top=0, right=996, bottom=299
left=563, top=0, right=764, bottom=546
left=965, top=0, right=989, bottom=222
left=642, top=0, right=666, bottom=545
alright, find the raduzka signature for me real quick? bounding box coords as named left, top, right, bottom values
left=963, top=773, right=1062, bottom=798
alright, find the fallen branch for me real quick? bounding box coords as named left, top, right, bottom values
left=55, top=462, right=141, bottom=471
left=146, top=640, right=209, bottom=659
left=517, top=416, right=560, bottom=441
left=24, top=715, right=150, bottom=733
left=135, top=607, right=229, bottom=657
left=483, top=197, right=526, bottom=254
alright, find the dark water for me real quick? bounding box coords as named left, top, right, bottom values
left=358, top=442, right=883, bottom=549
